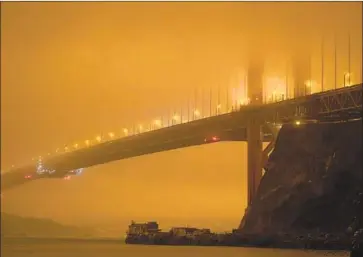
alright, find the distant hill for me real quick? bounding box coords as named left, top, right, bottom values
left=1, top=213, right=94, bottom=238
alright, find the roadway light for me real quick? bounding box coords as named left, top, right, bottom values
left=344, top=72, right=351, bottom=87
left=172, top=114, right=180, bottom=121
left=96, top=136, right=102, bottom=143
left=108, top=132, right=115, bottom=139
left=123, top=128, right=129, bottom=136
left=153, top=119, right=162, bottom=127
left=305, top=80, right=312, bottom=88
left=85, top=140, right=90, bottom=146
left=138, top=125, right=143, bottom=133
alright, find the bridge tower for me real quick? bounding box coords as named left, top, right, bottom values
left=246, top=57, right=264, bottom=207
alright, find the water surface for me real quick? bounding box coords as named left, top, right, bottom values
left=1, top=238, right=349, bottom=257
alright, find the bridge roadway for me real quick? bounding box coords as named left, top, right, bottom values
left=2, top=84, right=362, bottom=191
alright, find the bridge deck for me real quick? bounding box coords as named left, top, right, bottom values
left=2, top=84, right=362, bottom=190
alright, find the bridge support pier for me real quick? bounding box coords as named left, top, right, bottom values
left=246, top=118, right=263, bottom=206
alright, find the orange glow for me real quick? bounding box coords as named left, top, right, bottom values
left=1, top=2, right=361, bottom=237
left=264, top=76, right=287, bottom=103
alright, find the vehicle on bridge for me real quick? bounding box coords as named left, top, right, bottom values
left=204, top=136, right=220, bottom=143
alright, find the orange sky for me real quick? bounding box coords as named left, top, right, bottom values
left=1, top=2, right=362, bottom=235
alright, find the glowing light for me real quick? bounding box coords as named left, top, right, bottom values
left=344, top=72, right=352, bottom=86
left=74, top=143, right=79, bottom=149
left=47, top=153, right=51, bottom=156
left=172, top=114, right=180, bottom=121
left=305, top=80, right=312, bottom=88
left=55, top=148, right=60, bottom=153
left=153, top=119, right=162, bottom=127
left=193, top=109, right=200, bottom=117
left=64, top=175, right=71, bottom=180
left=70, top=168, right=84, bottom=175
left=96, top=136, right=102, bottom=143
left=64, top=146, right=69, bottom=152
left=216, top=104, right=221, bottom=109
left=85, top=140, right=90, bottom=146
left=265, top=77, right=287, bottom=103
left=138, top=125, right=143, bottom=131
left=239, top=98, right=249, bottom=106
left=295, top=120, right=301, bottom=126
left=108, top=132, right=115, bottom=139
left=123, top=128, right=129, bottom=135
left=212, top=136, right=218, bottom=141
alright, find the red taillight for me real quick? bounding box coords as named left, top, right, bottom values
left=24, top=175, right=32, bottom=179
left=64, top=175, right=71, bottom=180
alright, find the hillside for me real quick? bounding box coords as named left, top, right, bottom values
left=1, top=213, right=94, bottom=238
left=240, top=120, right=362, bottom=236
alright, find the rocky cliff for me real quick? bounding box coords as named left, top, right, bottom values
left=240, top=120, right=362, bottom=236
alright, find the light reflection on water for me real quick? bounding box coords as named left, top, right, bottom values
left=1, top=238, right=349, bottom=257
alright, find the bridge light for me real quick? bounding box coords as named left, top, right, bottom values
left=153, top=119, right=162, bottom=127
left=172, top=114, right=180, bottom=121
left=123, top=128, right=129, bottom=136
left=344, top=72, right=352, bottom=87
left=85, top=140, right=90, bottom=146
left=96, top=136, right=102, bottom=143
left=108, top=132, right=115, bottom=139
left=305, top=80, right=312, bottom=88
